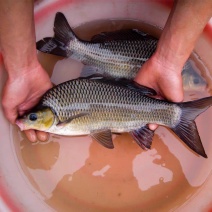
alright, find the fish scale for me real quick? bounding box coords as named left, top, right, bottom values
left=70, top=39, right=157, bottom=79
left=37, top=12, right=193, bottom=81
left=41, top=78, right=180, bottom=131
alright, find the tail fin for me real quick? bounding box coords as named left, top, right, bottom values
left=36, top=12, right=76, bottom=57
left=172, top=96, right=212, bottom=158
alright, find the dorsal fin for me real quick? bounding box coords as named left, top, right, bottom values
left=91, top=29, right=157, bottom=43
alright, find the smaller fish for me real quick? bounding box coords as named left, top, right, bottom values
left=36, top=12, right=197, bottom=86
left=36, top=12, right=160, bottom=79
left=16, top=76, right=212, bottom=158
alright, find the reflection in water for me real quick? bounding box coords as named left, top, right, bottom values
left=133, top=148, right=173, bottom=192
left=18, top=133, right=91, bottom=198
left=21, top=139, right=59, bottom=170
left=92, top=165, right=111, bottom=177
left=35, top=133, right=200, bottom=211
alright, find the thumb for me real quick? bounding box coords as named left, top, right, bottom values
left=2, top=105, right=18, bottom=124
left=158, top=75, right=184, bottom=103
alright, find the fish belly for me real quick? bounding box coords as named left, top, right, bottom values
left=47, top=102, right=181, bottom=136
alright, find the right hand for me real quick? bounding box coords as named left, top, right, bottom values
left=135, top=53, right=184, bottom=131
left=2, top=63, right=52, bottom=142
left=135, top=54, right=184, bottom=102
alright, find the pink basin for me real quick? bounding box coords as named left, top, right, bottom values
left=1, top=0, right=212, bottom=211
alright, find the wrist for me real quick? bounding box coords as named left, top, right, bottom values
left=6, top=58, right=43, bottom=81
left=0, top=0, right=37, bottom=79
left=1, top=40, right=39, bottom=77
left=154, top=33, right=193, bottom=74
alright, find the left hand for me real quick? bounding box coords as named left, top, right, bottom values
left=2, top=63, right=52, bottom=142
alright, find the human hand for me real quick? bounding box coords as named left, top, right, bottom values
left=134, top=0, right=212, bottom=132
left=135, top=54, right=183, bottom=130
left=2, top=63, right=52, bottom=142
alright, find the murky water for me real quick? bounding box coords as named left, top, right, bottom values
left=12, top=19, right=212, bottom=211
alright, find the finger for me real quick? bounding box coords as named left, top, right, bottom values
left=18, top=109, right=31, bottom=117
left=24, top=130, right=37, bottom=142
left=2, top=106, right=18, bottom=124
left=148, top=124, right=158, bottom=131
left=135, top=69, right=151, bottom=87
left=36, top=131, right=49, bottom=142
left=167, top=86, right=184, bottom=102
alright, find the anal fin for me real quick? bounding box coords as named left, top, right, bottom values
left=131, top=125, right=154, bottom=149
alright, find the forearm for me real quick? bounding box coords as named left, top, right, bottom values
left=0, top=0, right=37, bottom=79
left=155, top=0, right=212, bottom=72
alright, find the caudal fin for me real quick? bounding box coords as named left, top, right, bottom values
left=172, top=96, right=212, bottom=158
left=36, top=12, right=76, bottom=57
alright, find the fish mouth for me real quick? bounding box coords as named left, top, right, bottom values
left=15, top=120, right=26, bottom=131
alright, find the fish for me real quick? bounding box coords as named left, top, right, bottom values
left=35, top=12, right=162, bottom=79
left=182, top=63, right=207, bottom=91
left=16, top=76, right=212, bottom=158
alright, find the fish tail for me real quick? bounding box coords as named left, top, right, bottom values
left=172, top=96, right=212, bottom=158
left=36, top=12, right=76, bottom=57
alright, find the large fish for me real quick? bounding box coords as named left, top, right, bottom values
left=16, top=76, right=212, bottom=158
left=36, top=12, right=161, bottom=79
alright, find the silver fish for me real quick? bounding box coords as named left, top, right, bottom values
left=16, top=77, right=212, bottom=158
left=36, top=12, right=160, bottom=79
left=37, top=12, right=196, bottom=83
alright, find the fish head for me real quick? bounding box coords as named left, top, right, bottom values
left=16, top=107, right=55, bottom=131
left=182, top=66, right=207, bottom=91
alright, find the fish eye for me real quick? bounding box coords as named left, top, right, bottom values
left=193, top=78, right=200, bottom=84
left=29, top=113, right=37, bottom=121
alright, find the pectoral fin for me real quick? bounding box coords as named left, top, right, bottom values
left=56, top=112, right=89, bottom=127
left=90, top=129, right=114, bottom=149
left=131, top=125, right=154, bottom=149
left=80, top=65, right=103, bottom=78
